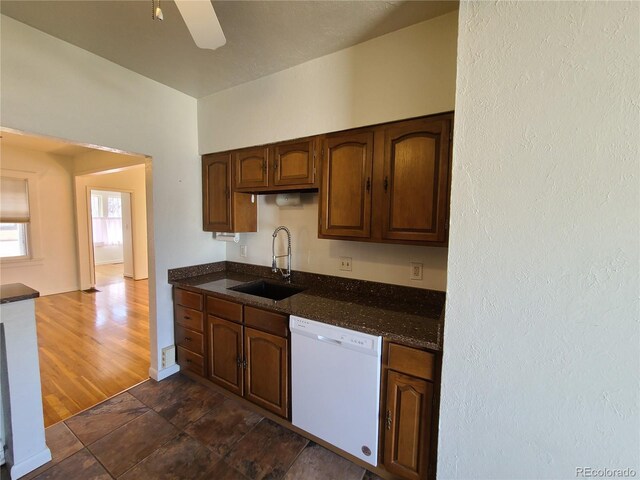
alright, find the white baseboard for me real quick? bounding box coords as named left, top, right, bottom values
left=148, top=364, right=180, bottom=381
left=9, top=447, right=51, bottom=479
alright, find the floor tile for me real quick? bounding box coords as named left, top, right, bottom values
left=119, top=432, right=222, bottom=480
left=129, top=374, right=225, bottom=428
left=185, top=398, right=263, bottom=456
left=362, top=471, right=384, bottom=480
left=23, top=422, right=84, bottom=479
left=283, top=442, right=365, bottom=480
left=88, top=410, right=179, bottom=477
left=225, top=418, right=308, bottom=480
left=31, top=449, right=111, bottom=480
left=65, top=392, right=148, bottom=445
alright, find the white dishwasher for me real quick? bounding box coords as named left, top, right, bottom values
left=290, top=315, right=382, bottom=466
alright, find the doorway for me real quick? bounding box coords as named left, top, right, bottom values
left=89, top=189, right=133, bottom=287
left=75, top=163, right=149, bottom=291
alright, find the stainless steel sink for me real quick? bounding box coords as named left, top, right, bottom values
left=228, top=280, right=306, bottom=301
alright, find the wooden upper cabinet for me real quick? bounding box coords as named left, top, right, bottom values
left=202, top=153, right=232, bottom=232
left=381, top=117, right=451, bottom=243
left=202, top=153, right=257, bottom=233
left=235, top=147, right=269, bottom=189
left=272, top=139, right=316, bottom=188
left=319, top=131, right=373, bottom=238
left=384, top=370, right=433, bottom=480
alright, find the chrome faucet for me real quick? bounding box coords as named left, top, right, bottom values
left=272, top=226, right=292, bottom=282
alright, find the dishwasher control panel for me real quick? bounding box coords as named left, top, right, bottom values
left=290, top=316, right=381, bottom=356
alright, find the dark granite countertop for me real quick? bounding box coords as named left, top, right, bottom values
left=0, top=283, right=40, bottom=304
left=169, top=262, right=445, bottom=351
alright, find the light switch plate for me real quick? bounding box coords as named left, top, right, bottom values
left=240, top=245, right=247, bottom=257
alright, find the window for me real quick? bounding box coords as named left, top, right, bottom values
left=91, top=191, right=123, bottom=247
left=0, top=176, right=30, bottom=259
left=91, top=194, right=103, bottom=218
left=107, top=195, right=122, bottom=218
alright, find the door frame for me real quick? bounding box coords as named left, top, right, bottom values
left=85, top=187, right=135, bottom=288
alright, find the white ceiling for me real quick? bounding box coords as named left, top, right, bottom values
left=1, top=0, right=459, bottom=99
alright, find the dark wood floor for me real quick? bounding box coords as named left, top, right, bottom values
left=36, top=266, right=149, bottom=427
left=24, top=374, right=382, bottom=480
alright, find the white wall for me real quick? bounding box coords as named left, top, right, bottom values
left=75, top=162, right=148, bottom=284
left=439, top=2, right=639, bottom=478
left=0, top=145, right=78, bottom=295
left=199, top=12, right=458, bottom=291
left=1, top=15, right=226, bottom=379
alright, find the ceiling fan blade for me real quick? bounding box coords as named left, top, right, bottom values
left=174, top=0, right=226, bottom=51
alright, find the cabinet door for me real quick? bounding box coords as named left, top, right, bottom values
left=384, top=371, right=433, bottom=480
left=272, top=139, right=316, bottom=187
left=202, top=153, right=232, bottom=232
left=381, top=117, right=451, bottom=243
left=319, top=131, right=373, bottom=238
left=235, top=147, right=269, bottom=190
left=244, top=327, right=289, bottom=418
left=207, top=316, right=244, bottom=396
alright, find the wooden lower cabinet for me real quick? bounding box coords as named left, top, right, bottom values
left=383, top=371, right=433, bottom=480
left=205, top=297, right=290, bottom=419
left=244, top=327, right=289, bottom=417
left=174, top=288, right=205, bottom=378
left=382, top=342, right=439, bottom=480
left=207, top=316, right=244, bottom=396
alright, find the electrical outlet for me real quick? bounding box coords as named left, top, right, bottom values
left=161, top=345, right=176, bottom=369
left=240, top=245, right=247, bottom=257
left=340, top=257, right=352, bottom=271
left=410, top=262, right=423, bottom=280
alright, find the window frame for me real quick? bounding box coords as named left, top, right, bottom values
left=0, top=169, right=43, bottom=266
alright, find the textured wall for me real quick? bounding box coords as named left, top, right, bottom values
left=439, top=2, right=639, bottom=478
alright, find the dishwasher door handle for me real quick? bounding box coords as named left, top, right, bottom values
left=317, top=335, right=342, bottom=346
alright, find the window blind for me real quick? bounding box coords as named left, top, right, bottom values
left=0, top=177, right=30, bottom=223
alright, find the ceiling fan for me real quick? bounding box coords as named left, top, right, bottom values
left=152, top=0, right=226, bottom=51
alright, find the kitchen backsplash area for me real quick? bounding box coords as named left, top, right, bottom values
left=225, top=193, right=448, bottom=291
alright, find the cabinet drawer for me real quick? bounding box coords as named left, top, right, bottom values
left=244, top=306, right=288, bottom=337
left=177, top=346, right=204, bottom=376
left=174, top=288, right=203, bottom=310
left=175, top=324, right=204, bottom=355
left=175, top=305, right=204, bottom=332
left=387, top=343, right=435, bottom=381
left=207, top=296, right=243, bottom=323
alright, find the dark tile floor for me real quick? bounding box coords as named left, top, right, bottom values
left=19, top=374, right=383, bottom=480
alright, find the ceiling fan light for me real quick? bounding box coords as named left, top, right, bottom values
left=155, top=6, right=163, bottom=21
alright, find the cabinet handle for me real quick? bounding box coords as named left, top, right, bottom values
left=225, top=187, right=230, bottom=199
left=385, top=410, right=392, bottom=430
left=262, top=160, right=267, bottom=173
left=184, top=336, right=192, bottom=341
left=366, top=177, right=371, bottom=193
left=236, top=357, right=243, bottom=368
left=242, top=358, right=247, bottom=369
left=383, top=176, right=389, bottom=192
left=186, top=359, right=192, bottom=364
left=274, top=159, right=279, bottom=171
left=183, top=315, right=191, bottom=320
